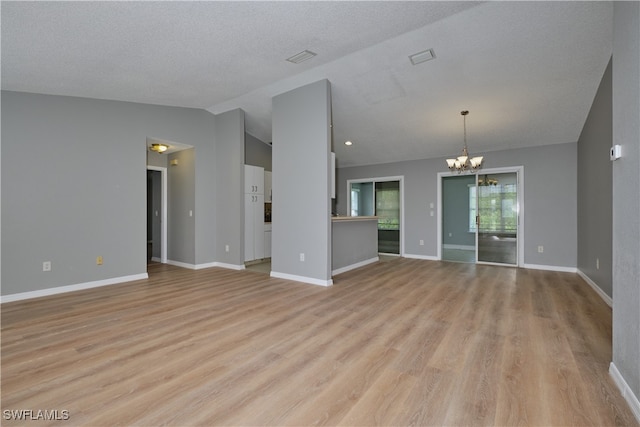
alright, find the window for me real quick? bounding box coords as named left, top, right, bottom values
left=469, top=183, right=517, bottom=233
left=376, top=186, right=400, bottom=230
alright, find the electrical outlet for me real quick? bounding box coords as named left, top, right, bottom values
left=96, top=256, right=103, bottom=265
left=43, top=261, right=51, bottom=272
left=299, top=253, right=305, bottom=262
left=596, top=258, right=600, bottom=270
left=225, top=245, right=230, bottom=253
left=419, top=240, right=424, bottom=246
left=537, top=246, right=544, bottom=253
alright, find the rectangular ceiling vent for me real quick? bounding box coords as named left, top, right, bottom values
left=286, top=50, right=317, bottom=64
left=409, top=48, right=436, bottom=66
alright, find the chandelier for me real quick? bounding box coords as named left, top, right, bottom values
left=446, top=110, right=483, bottom=172
left=478, top=174, right=498, bottom=186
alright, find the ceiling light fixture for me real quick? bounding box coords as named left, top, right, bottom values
left=446, top=110, right=483, bottom=173
left=478, top=175, right=498, bottom=186
left=149, top=143, right=169, bottom=153
left=286, top=50, right=317, bottom=64
left=344, top=141, right=353, bottom=146
left=409, top=48, right=436, bottom=65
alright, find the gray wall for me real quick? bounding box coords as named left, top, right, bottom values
left=442, top=175, right=476, bottom=247
left=612, top=1, right=640, bottom=407
left=336, top=142, right=578, bottom=268
left=1, top=91, right=218, bottom=295
left=147, top=151, right=168, bottom=168
left=214, top=109, right=245, bottom=267
left=332, top=220, right=378, bottom=271
left=168, top=148, right=196, bottom=264
left=272, top=80, right=332, bottom=284
left=245, top=132, right=272, bottom=171
left=577, top=58, right=613, bottom=297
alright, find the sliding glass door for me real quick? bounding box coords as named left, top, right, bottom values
left=439, top=168, right=521, bottom=266
left=475, top=172, right=518, bottom=265
left=348, top=177, right=402, bottom=255
left=375, top=181, right=400, bottom=254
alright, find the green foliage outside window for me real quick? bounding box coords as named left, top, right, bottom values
left=470, top=184, right=517, bottom=233
left=376, top=188, right=400, bottom=231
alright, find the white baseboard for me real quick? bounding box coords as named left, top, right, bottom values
left=523, top=263, right=577, bottom=273
left=193, top=262, right=219, bottom=270
left=166, top=259, right=195, bottom=269
left=167, top=259, right=245, bottom=271
left=270, top=271, right=333, bottom=287
left=577, top=269, right=612, bottom=307
left=0, top=273, right=149, bottom=304
left=332, top=257, right=379, bottom=276
left=610, top=362, right=640, bottom=423
left=151, top=256, right=162, bottom=263
left=212, top=262, right=245, bottom=271
left=404, top=253, right=439, bottom=261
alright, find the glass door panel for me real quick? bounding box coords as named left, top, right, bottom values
left=350, top=182, right=374, bottom=216
left=477, top=172, right=518, bottom=265
left=442, top=175, right=476, bottom=263
left=375, top=181, right=400, bottom=254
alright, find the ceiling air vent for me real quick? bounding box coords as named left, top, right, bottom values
left=286, top=50, right=317, bottom=64
left=409, top=48, right=436, bottom=65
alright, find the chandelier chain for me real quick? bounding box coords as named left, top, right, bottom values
left=445, top=109, right=483, bottom=173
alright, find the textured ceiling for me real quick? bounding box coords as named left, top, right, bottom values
left=2, top=1, right=612, bottom=167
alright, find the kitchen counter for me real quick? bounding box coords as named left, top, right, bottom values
left=332, top=216, right=379, bottom=275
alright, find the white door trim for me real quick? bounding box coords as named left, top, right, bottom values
left=147, top=166, right=168, bottom=264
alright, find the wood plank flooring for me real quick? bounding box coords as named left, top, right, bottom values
left=2, top=258, right=637, bottom=426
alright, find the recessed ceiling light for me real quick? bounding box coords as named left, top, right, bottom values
left=409, top=48, right=436, bottom=65
left=345, top=141, right=353, bottom=146
left=286, top=50, right=317, bottom=64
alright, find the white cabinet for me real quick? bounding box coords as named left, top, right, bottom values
left=244, top=165, right=264, bottom=195
left=264, top=170, right=272, bottom=202
left=245, top=193, right=265, bottom=262
left=244, top=165, right=265, bottom=262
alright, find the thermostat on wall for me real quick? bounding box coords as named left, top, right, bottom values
left=610, top=144, right=622, bottom=161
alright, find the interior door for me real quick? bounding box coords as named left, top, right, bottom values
left=476, top=172, right=518, bottom=265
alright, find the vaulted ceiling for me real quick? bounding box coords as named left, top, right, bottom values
left=2, top=1, right=612, bottom=167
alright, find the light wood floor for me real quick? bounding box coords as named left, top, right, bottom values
left=2, top=259, right=637, bottom=426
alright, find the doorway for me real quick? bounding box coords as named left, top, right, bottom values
left=147, top=166, right=167, bottom=264
left=438, top=167, right=523, bottom=266
left=347, top=176, right=403, bottom=255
